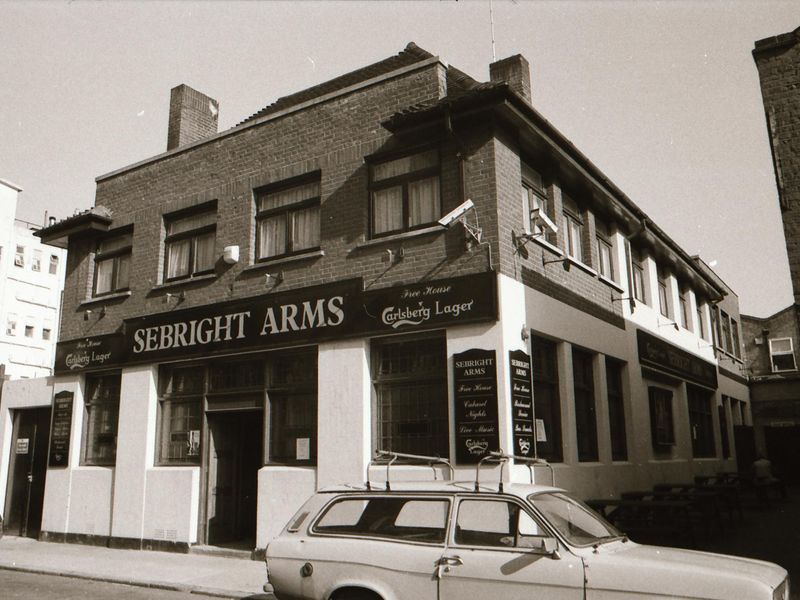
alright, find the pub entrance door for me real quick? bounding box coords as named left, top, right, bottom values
left=204, top=410, right=263, bottom=548
left=3, top=407, right=51, bottom=538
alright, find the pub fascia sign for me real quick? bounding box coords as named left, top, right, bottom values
left=637, top=329, right=718, bottom=389
left=55, top=272, right=498, bottom=373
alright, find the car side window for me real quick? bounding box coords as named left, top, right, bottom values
left=314, top=496, right=449, bottom=544
left=455, top=498, right=546, bottom=548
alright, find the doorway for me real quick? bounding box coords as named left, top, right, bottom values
left=205, top=410, right=263, bottom=548
left=3, top=407, right=51, bottom=538
left=765, top=425, right=800, bottom=484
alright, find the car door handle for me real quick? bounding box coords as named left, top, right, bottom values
left=436, top=555, right=464, bottom=578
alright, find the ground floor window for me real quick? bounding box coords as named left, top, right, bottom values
left=649, top=386, right=675, bottom=452
left=371, top=332, right=448, bottom=457
left=719, top=398, right=730, bottom=459
left=688, top=385, right=715, bottom=458
left=606, top=358, right=627, bottom=461
left=572, top=348, right=598, bottom=462
left=83, top=372, right=121, bottom=465
left=532, top=336, right=562, bottom=462
left=156, top=348, right=318, bottom=466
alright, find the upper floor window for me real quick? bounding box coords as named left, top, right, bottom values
left=731, top=318, right=741, bottom=358
left=24, top=324, right=34, bottom=338
left=31, top=249, right=42, bottom=272
left=6, top=314, right=17, bottom=336
left=595, top=218, right=615, bottom=281
left=14, top=245, right=24, bottom=268
left=94, top=230, right=132, bottom=296
left=769, top=337, right=796, bottom=372
left=49, top=254, right=59, bottom=275
left=657, top=267, right=670, bottom=318
left=720, top=310, right=732, bottom=354
left=696, top=302, right=708, bottom=341
left=164, top=203, right=216, bottom=282
left=679, top=288, right=691, bottom=331
left=562, top=193, right=584, bottom=262
left=42, top=327, right=52, bottom=341
left=370, top=149, right=440, bottom=237
left=631, top=248, right=646, bottom=304
left=521, top=163, right=553, bottom=241
left=255, top=175, right=321, bottom=260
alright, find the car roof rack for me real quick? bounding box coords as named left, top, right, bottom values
left=475, top=450, right=555, bottom=493
left=367, top=450, right=455, bottom=491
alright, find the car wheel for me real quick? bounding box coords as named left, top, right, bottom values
left=331, top=588, right=382, bottom=600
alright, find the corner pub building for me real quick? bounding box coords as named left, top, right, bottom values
left=28, top=44, right=751, bottom=554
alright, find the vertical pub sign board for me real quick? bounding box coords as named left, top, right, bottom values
left=48, top=391, right=73, bottom=467
left=453, top=349, right=499, bottom=463
left=509, top=349, right=535, bottom=458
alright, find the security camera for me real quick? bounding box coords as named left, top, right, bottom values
left=530, top=208, right=558, bottom=234
left=438, top=199, right=475, bottom=228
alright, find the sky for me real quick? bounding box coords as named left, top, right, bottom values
left=2, top=0, right=797, bottom=317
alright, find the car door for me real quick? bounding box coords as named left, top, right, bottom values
left=438, top=496, right=584, bottom=600
left=299, top=495, right=448, bottom=600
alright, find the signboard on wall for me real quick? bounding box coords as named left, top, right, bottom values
left=48, top=391, right=74, bottom=467
left=55, top=273, right=499, bottom=374
left=509, top=349, right=535, bottom=457
left=637, top=329, right=718, bottom=389
left=453, top=348, right=499, bottom=464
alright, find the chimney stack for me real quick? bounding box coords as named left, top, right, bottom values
left=490, top=54, right=532, bottom=105
left=167, top=84, right=219, bottom=151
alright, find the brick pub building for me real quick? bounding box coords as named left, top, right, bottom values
left=25, top=43, right=750, bottom=553
left=742, top=26, right=800, bottom=482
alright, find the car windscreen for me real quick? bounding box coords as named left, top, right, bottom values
left=529, top=491, right=622, bottom=546
left=313, top=496, right=449, bottom=544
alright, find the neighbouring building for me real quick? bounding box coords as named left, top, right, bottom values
left=14, top=44, right=751, bottom=554
left=741, top=26, right=800, bottom=483
left=0, top=179, right=66, bottom=380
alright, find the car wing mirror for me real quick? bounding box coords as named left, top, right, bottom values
left=518, top=536, right=561, bottom=559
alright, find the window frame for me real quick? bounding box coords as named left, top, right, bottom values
left=562, top=194, right=584, bottom=262
left=769, top=337, right=797, bottom=372
left=93, top=228, right=133, bottom=297
left=31, top=249, right=42, bottom=272
left=572, top=348, right=598, bottom=462
left=649, top=386, right=675, bottom=450
left=630, top=247, right=646, bottom=304
left=14, top=245, right=24, bottom=268
left=532, top=336, right=562, bottom=462
left=82, top=372, right=121, bottom=466
left=371, top=331, right=449, bottom=459
left=368, top=148, right=441, bottom=238
left=49, top=254, right=59, bottom=275
left=657, top=268, right=671, bottom=319
left=696, top=302, right=708, bottom=341
left=453, top=496, right=550, bottom=550
left=605, top=357, right=627, bottom=462
left=521, top=163, right=553, bottom=241
left=687, top=385, right=715, bottom=459
left=163, top=201, right=217, bottom=283
left=254, top=173, right=322, bottom=261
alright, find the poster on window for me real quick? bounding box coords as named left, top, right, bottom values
left=509, top=349, right=535, bottom=457
left=48, top=391, right=74, bottom=467
left=453, top=349, right=499, bottom=464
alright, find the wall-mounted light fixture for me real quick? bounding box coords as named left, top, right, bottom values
left=83, top=309, right=92, bottom=321
left=610, top=292, right=636, bottom=313
left=520, top=325, right=530, bottom=341
left=386, top=247, right=404, bottom=264
left=658, top=318, right=680, bottom=331
left=541, top=255, right=571, bottom=271
left=222, top=245, right=239, bottom=265
left=266, top=271, right=284, bottom=285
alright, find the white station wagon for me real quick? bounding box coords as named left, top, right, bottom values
left=265, top=452, right=789, bottom=600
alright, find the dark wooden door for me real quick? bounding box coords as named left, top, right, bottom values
left=3, top=407, right=51, bottom=537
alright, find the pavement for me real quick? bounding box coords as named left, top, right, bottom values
left=0, top=487, right=798, bottom=599
left=0, top=536, right=272, bottom=599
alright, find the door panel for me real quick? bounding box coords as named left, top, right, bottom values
left=3, top=407, right=51, bottom=537
left=439, top=497, right=584, bottom=599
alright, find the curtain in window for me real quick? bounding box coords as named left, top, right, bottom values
left=292, top=206, right=320, bottom=250
left=373, top=186, right=403, bottom=234
left=259, top=214, right=287, bottom=258
left=95, top=259, right=114, bottom=294
left=372, top=150, right=437, bottom=182
left=408, top=176, right=440, bottom=226
left=167, top=238, right=191, bottom=279
left=167, top=210, right=216, bottom=236
left=117, top=254, right=131, bottom=289
left=259, top=182, right=320, bottom=211
left=194, top=231, right=216, bottom=272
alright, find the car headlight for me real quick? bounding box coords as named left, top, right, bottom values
left=773, top=578, right=788, bottom=600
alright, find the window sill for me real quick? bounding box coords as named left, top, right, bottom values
left=244, top=249, right=325, bottom=272
left=151, top=273, right=216, bottom=292
left=598, top=275, right=624, bottom=293
left=566, top=257, right=597, bottom=276
left=355, top=225, right=443, bottom=250
left=531, top=236, right=564, bottom=256
left=79, top=291, right=132, bottom=307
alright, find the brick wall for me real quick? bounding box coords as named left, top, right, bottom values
left=742, top=306, right=800, bottom=376
left=754, top=29, right=800, bottom=302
